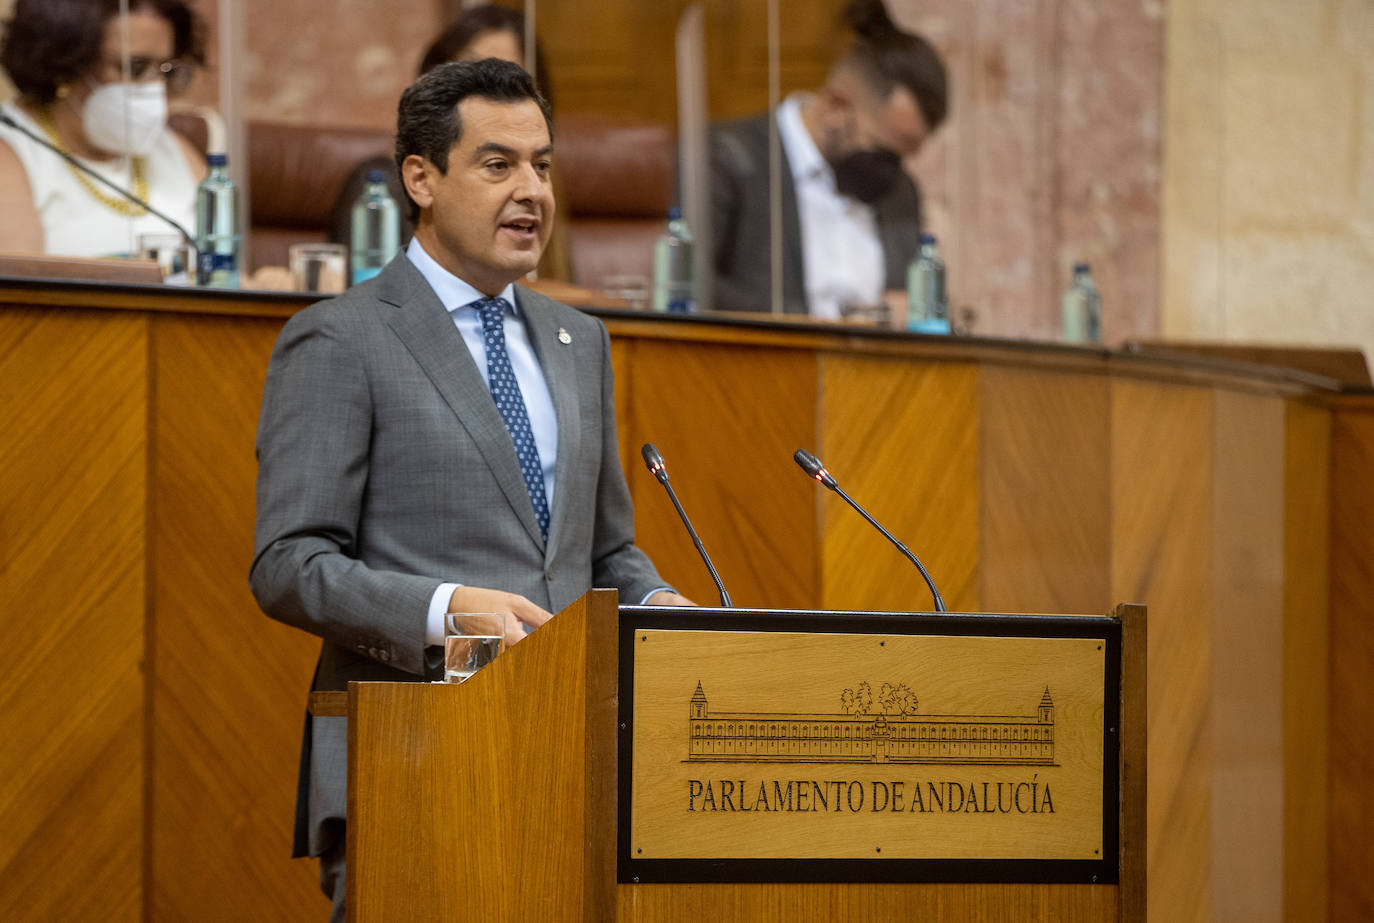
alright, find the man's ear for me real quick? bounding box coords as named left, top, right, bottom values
left=401, top=154, right=437, bottom=210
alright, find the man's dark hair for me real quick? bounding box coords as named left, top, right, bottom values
left=1, top=0, right=207, bottom=105
left=394, top=58, right=551, bottom=221
left=417, top=3, right=553, bottom=110
left=841, top=0, right=948, bottom=131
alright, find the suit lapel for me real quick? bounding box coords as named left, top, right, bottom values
left=379, top=257, right=546, bottom=550
left=516, top=284, right=579, bottom=554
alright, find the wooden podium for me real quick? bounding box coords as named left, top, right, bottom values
left=346, top=590, right=1145, bottom=921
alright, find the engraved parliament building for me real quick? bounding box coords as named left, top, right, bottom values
left=687, top=683, right=1056, bottom=765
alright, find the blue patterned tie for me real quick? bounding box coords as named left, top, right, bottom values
left=475, top=296, right=550, bottom=542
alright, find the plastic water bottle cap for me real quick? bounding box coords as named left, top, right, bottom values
left=920, top=233, right=937, bottom=245
left=206, top=153, right=228, bottom=166
left=668, top=206, right=682, bottom=220
left=365, top=168, right=386, bottom=183
left=1074, top=262, right=1090, bottom=273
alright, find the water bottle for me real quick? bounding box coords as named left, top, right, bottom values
left=349, top=168, right=401, bottom=285
left=652, top=207, right=695, bottom=314
left=906, top=234, right=949, bottom=334
left=1061, top=263, right=1101, bottom=344
left=194, top=153, right=240, bottom=288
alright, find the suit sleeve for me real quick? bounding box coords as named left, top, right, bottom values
left=708, top=125, right=759, bottom=313
left=249, top=305, right=438, bottom=676
left=586, top=320, right=672, bottom=601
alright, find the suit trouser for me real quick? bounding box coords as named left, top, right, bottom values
left=320, top=837, right=346, bottom=923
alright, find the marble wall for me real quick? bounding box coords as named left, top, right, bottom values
left=0, top=0, right=444, bottom=129
left=890, top=0, right=1163, bottom=343
left=1163, top=0, right=1374, bottom=367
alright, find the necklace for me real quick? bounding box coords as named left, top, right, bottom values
left=31, top=105, right=149, bottom=218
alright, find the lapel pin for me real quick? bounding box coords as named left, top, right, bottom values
left=558, top=327, right=572, bottom=345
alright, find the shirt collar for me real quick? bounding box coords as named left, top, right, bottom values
left=776, top=92, right=833, bottom=189
left=405, top=237, right=519, bottom=316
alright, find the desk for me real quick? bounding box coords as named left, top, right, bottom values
left=1, top=275, right=1368, bottom=921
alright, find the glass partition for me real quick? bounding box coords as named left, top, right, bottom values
left=0, top=0, right=1172, bottom=348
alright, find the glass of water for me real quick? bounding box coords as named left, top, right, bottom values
left=288, top=242, right=348, bottom=294
left=443, top=613, right=506, bottom=683
left=137, top=233, right=194, bottom=285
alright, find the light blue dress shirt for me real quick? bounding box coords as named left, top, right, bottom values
left=408, top=239, right=557, bottom=643
left=407, top=240, right=672, bottom=642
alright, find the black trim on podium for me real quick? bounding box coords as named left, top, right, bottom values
left=616, top=607, right=1122, bottom=886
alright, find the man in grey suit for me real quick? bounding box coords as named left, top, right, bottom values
left=250, top=59, right=690, bottom=920
left=710, top=0, right=947, bottom=318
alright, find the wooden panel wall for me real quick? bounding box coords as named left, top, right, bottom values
left=528, top=0, right=847, bottom=125
left=818, top=356, right=980, bottom=613
left=1209, top=391, right=1285, bottom=923
left=617, top=338, right=819, bottom=609
left=614, top=881, right=1118, bottom=922
left=1282, top=401, right=1330, bottom=920
left=1328, top=398, right=1374, bottom=923
left=2, top=286, right=1364, bottom=920
left=980, top=366, right=1111, bottom=614
left=148, top=315, right=322, bottom=919
left=0, top=307, right=148, bottom=920
left=1109, top=380, right=1212, bottom=923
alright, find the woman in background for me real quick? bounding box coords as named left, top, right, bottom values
left=329, top=3, right=572, bottom=281
left=0, top=0, right=208, bottom=257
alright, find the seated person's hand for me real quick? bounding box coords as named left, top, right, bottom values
left=244, top=264, right=295, bottom=291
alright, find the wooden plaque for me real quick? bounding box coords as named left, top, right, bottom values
left=618, top=608, right=1121, bottom=884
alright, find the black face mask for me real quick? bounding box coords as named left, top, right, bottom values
left=832, top=149, right=904, bottom=204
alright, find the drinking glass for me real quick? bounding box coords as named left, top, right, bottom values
left=601, top=273, right=650, bottom=310
left=137, top=233, right=194, bottom=285
left=288, top=242, right=348, bottom=294
left=443, top=613, right=506, bottom=683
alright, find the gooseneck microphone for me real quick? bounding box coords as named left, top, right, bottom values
left=641, top=443, right=733, bottom=607
left=0, top=112, right=196, bottom=248
left=794, top=448, right=947, bottom=613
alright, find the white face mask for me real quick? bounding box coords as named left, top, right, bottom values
left=81, top=80, right=167, bottom=156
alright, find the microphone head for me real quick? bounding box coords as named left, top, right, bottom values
left=641, top=443, right=669, bottom=484
left=793, top=448, right=837, bottom=489
left=793, top=449, right=822, bottom=476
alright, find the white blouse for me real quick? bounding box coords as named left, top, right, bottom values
left=0, top=101, right=199, bottom=258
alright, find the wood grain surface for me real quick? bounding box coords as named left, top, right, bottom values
left=348, top=590, right=618, bottom=922
left=0, top=307, right=147, bottom=920
left=614, top=880, right=1120, bottom=922
left=1328, top=398, right=1374, bottom=923
left=1281, top=401, right=1330, bottom=920
left=818, top=356, right=980, bottom=613
left=981, top=366, right=1110, bottom=615
left=617, top=337, right=820, bottom=609
left=148, top=315, right=322, bottom=918
left=1115, top=603, right=1148, bottom=923
left=532, top=0, right=845, bottom=124
left=1109, top=379, right=1212, bottom=923
left=1209, top=390, right=1285, bottom=923
left=2, top=278, right=1368, bottom=920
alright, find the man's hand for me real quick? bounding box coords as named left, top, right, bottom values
left=646, top=590, right=696, bottom=607
left=447, top=586, right=554, bottom=644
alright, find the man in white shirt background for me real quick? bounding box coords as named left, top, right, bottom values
left=709, top=0, right=947, bottom=318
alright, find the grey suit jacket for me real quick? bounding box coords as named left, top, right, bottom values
left=250, top=253, right=666, bottom=856
left=708, top=111, right=924, bottom=314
